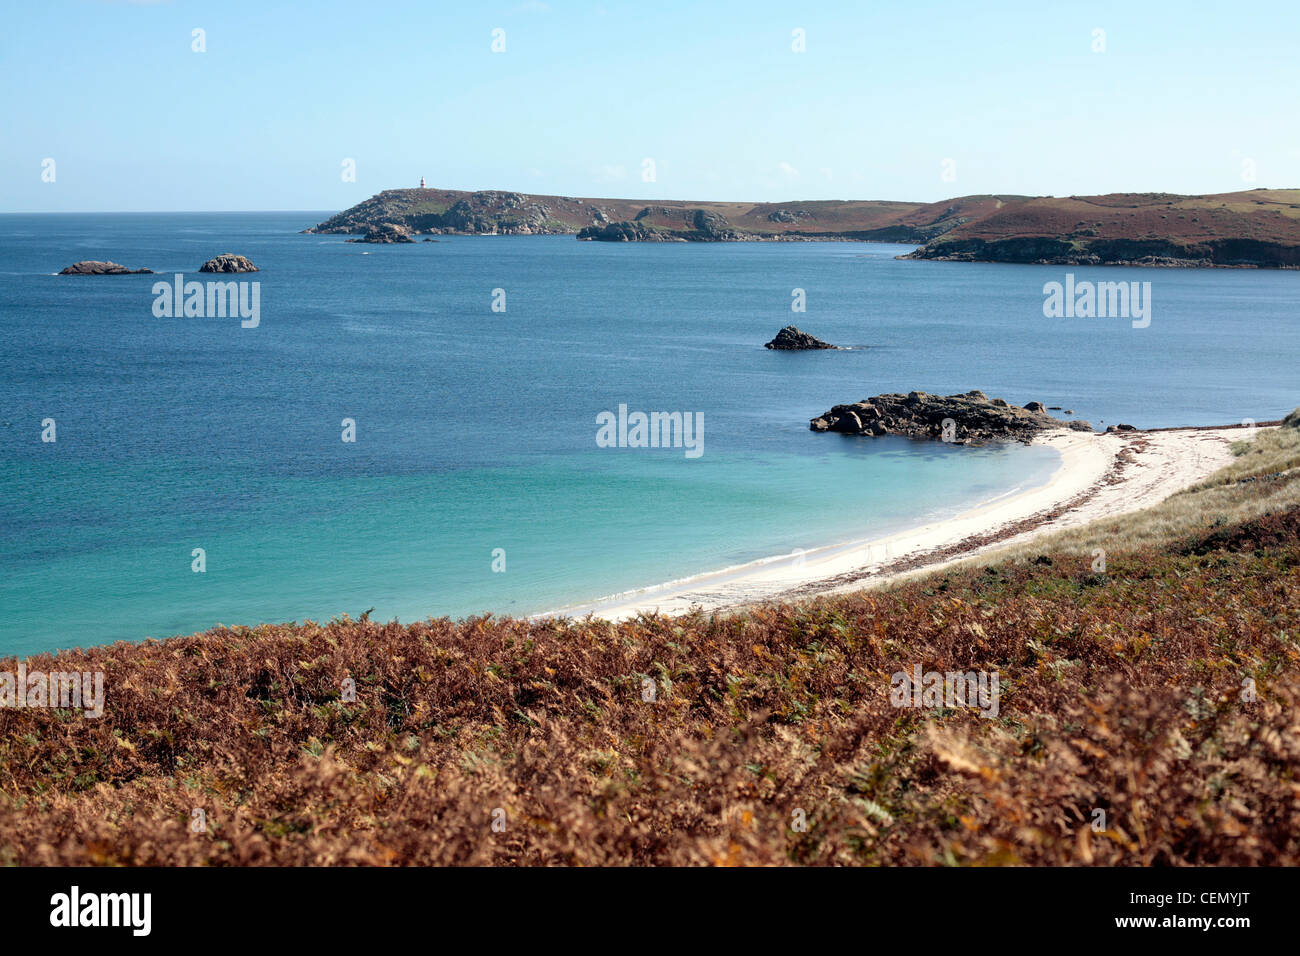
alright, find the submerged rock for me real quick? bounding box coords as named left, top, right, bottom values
left=58, top=260, right=153, bottom=275
left=764, top=325, right=839, bottom=350
left=198, top=254, right=259, bottom=273
left=810, top=389, right=1094, bottom=443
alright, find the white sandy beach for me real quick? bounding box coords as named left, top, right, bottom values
left=542, top=426, right=1248, bottom=621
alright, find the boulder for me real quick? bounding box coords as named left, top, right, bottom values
left=830, top=411, right=862, bottom=433
left=198, top=254, right=259, bottom=273
left=765, top=326, right=839, bottom=350
left=58, top=260, right=153, bottom=275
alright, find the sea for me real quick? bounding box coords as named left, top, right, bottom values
left=2, top=212, right=1297, bottom=656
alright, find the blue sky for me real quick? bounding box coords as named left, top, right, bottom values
left=3, top=0, right=1298, bottom=211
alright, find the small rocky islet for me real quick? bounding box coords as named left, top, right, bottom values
left=58, top=260, right=154, bottom=275
left=810, top=390, right=1096, bottom=443
left=60, top=254, right=259, bottom=275
left=345, top=223, right=416, bottom=244
left=764, top=325, right=840, bottom=350
left=198, top=254, right=259, bottom=273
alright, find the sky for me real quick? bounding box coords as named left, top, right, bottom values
left=3, top=0, right=1299, bottom=212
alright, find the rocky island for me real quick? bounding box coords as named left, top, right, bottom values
left=765, top=325, right=839, bottom=350
left=199, top=254, right=259, bottom=273
left=58, top=260, right=154, bottom=275
left=810, top=390, right=1094, bottom=443
left=304, top=186, right=1300, bottom=266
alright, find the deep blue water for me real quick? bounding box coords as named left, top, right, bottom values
left=1, top=212, right=1297, bottom=655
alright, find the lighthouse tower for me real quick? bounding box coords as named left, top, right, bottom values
left=419, top=176, right=426, bottom=188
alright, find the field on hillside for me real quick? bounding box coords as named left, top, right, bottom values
left=2, top=420, right=1297, bottom=866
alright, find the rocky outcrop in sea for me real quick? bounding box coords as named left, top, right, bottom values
left=765, top=326, right=839, bottom=350
left=345, top=224, right=415, bottom=244
left=809, top=390, right=1094, bottom=443
left=58, top=260, right=153, bottom=275
left=198, top=254, right=259, bottom=273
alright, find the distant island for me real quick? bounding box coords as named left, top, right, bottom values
left=305, top=186, right=1300, bottom=268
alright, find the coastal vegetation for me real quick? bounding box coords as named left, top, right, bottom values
left=2, top=416, right=1297, bottom=866
left=971, top=412, right=1300, bottom=565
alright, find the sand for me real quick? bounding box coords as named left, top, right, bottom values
left=540, top=425, right=1250, bottom=621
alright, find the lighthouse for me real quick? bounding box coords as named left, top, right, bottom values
left=419, top=176, right=426, bottom=188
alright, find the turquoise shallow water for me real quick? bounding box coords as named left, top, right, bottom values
left=1, top=213, right=1297, bottom=655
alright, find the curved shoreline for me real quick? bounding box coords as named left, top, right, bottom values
left=541, top=426, right=1247, bottom=621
